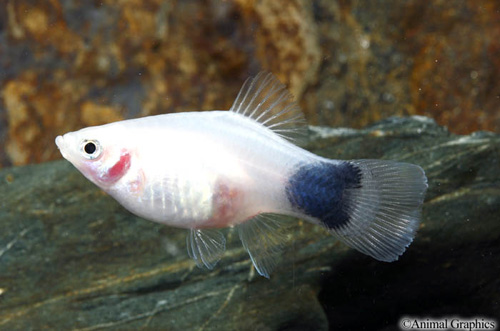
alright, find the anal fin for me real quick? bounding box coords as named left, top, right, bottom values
left=186, top=229, right=226, bottom=270
left=237, top=214, right=288, bottom=278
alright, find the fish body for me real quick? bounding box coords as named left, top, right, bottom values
left=64, top=111, right=316, bottom=228
left=56, top=72, right=428, bottom=277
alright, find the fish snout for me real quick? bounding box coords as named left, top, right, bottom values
left=55, top=135, right=64, bottom=149
left=55, top=135, right=69, bottom=159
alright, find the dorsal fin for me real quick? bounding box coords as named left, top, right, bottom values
left=230, top=72, right=307, bottom=142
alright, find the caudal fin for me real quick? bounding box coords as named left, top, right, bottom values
left=334, top=160, right=427, bottom=261
left=286, top=159, right=427, bottom=261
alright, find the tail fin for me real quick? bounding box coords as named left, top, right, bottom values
left=334, top=160, right=427, bottom=261
left=286, top=159, right=427, bottom=261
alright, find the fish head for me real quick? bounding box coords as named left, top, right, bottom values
left=55, top=125, right=132, bottom=190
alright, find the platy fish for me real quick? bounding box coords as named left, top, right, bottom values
left=55, top=72, right=427, bottom=278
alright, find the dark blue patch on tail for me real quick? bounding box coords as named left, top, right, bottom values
left=286, top=161, right=362, bottom=230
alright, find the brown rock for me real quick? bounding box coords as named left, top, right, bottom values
left=237, top=0, right=321, bottom=97
left=404, top=1, right=500, bottom=134
left=6, top=1, right=83, bottom=54
left=3, top=72, right=86, bottom=165
left=303, top=0, right=500, bottom=133
left=81, top=102, right=123, bottom=127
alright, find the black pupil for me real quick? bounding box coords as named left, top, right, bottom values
left=84, top=142, right=97, bottom=154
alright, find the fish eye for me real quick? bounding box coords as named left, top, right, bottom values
left=80, top=140, right=102, bottom=160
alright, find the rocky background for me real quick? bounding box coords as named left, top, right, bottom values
left=1, top=0, right=500, bottom=167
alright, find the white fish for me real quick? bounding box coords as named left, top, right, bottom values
left=55, top=72, right=427, bottom=278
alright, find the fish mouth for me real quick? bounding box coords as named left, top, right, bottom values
left=55, top=135, right=68, bottom=158
left=55, top=135, right=63, bottom=149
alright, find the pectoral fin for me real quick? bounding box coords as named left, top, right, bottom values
left=237, top=214, right=288, bottom=278
left=186, top=228, right=226, bottom=270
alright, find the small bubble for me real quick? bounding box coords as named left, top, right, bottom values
left=324, top=100, right=335, bottom=110
left=382, top=92, right=395, bottom=103
left=470, top=71, right=478, bottom=80
left=360, top=37, right=370, bottom=49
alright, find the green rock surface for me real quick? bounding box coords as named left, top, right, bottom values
left=1, top=116, right=499, bottom=330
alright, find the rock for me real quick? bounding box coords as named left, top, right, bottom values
left=304, top=0, right=500, bottom=134
left=0, top=116, right=498, bottom=330
left=0, top=0, right=320, bottom=167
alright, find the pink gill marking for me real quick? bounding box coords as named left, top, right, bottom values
left=101, top=150, right=131, bottom=183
